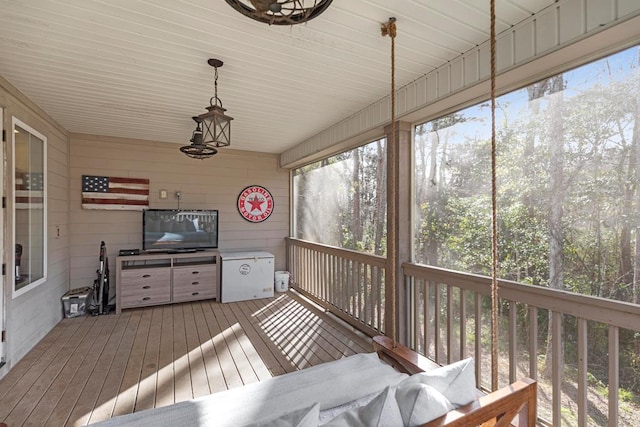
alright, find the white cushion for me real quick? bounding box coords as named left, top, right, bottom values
left=395, top=382, right=454, bottom=426
left=411, top=358, right=476, bottom=407
left=243, top=403, right=320, bottom=427
left=322, top=386, right=403, bottom=427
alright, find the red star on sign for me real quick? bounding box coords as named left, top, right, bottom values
left=248, top=195, right=264, bottom=212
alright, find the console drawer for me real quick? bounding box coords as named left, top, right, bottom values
left=120, top=268, right=171, bottom=307
left=173, top=265, right=216, bottom=302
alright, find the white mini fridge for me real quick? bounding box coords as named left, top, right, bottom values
left=219, top=251, right=275, bottom=303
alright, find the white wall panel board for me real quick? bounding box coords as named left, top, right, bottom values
left=514, top=21, right=536, bottom=63
left=381, top=98, right=391, bottom=126
left=536, top=6, right=560, bottom=54
left=397, top=87, right=408, bottom=116
left=587, top=0, right=615, bottom=31
left=464, top=50, right=480, bottom=87
left=479, top=44, right=492, bottom=80
left=619, top=0, right=639, bottom=17
left=450, top=58, right=464, bottom=93
left=437, top=66, right=450, bottom=98
left=496, top=30, right=515, bottom=72
left=426, top=73, right=438, bottom=103
left=416, top=76, right=428, bottom=106
left=373, top=103, right=382, bottom=128
left=406, top=81, right=417, bottom=114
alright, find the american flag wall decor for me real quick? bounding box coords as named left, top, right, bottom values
left=81, top=175, right=149, bottom=211
left=15, top=172, right=44, bottom=209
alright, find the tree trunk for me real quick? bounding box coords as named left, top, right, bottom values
left=374, top=140, right=387, bottom=255
left=352, top=148, right=362, bottom=247
left=425, top=127, right=440, bottom=265
left=544, top=75, right=565, bottom=378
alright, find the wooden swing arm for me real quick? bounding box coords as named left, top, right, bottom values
left=373, top=335, right=537, bottom=427
left=421, top=378, right=537, bottom=427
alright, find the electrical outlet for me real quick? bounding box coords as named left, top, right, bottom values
left=159, top=189, right=168, bottom=199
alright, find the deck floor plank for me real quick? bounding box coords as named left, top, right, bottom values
left=218, top=302, right=272, bottom=382
left=171, top=304, right=193, bottom=403
left=182, top=303, right=211, bottom=399
left=252, top=297, right=329, bottom=368
left=86, top=311, right=140, bottom=424
left=211, top=301, right=259, bottom=386
left=110, top=308, right=153, bottom=418
left=0, top=319, right=87, bottom=421
left=247, top=297, right=315, bottom=370
left=191, top=302, right=226, bottom=394
left=43, top=314, right=124, bottom=427
left=22, top=316, right=104, bottom=426
left=131, top=306, right=163, bottom=412
left=64, top=310, right=132, bottom=426
left=154, top=305, right=176, bottom=408
left=0, top=319, right=73, bottom=404
left=0, top=292, right=371, bottom=426
left=233, top=298, right=296, bottom=376
left=200, top=301, right=243, bottom=390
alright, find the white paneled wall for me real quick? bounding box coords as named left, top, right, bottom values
left=281, top=0, right=640, bottom=167
left=69, top=134, right=289, bottom=290
left=0, top=75, right=70, bottom=374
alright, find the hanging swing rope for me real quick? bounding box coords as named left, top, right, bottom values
left=381, top=17, right=398, bottom=345
left=490, top=0, right=500, bottom=392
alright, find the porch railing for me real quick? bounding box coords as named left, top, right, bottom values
left=286, top=238, right=640, bottom=426
left=286, top=238, right=386, bottom=336
left=404, top=263, right=640, bottom=427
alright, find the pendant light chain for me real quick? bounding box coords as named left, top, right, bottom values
left=490, top=0, right=500, bottom=392
left=212, top=65, right=221, bottom=108
left=382, top=17, right=398, bottom=345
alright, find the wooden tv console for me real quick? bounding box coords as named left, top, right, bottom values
left=115, top=250, right=219, bottom=314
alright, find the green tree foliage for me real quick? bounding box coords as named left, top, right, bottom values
left=413, top=46, right=640, bottom=395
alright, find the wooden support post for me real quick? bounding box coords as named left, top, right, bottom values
left=384, top=120, right=412, bottom=343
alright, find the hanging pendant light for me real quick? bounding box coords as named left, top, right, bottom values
left=180, top=116, right=218, bottom=159
left=225, top=0, right=333, bottom=25
left=198, top=58, right=233, bottom=148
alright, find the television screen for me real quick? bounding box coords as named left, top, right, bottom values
left=143, top=209, right=218, bottom=251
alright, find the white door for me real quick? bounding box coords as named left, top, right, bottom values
left=0, top=106, right=5, bottom=364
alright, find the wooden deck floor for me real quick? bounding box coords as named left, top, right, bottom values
left=0, top=291, right=372, bottom=426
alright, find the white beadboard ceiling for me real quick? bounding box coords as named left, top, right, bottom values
left=0, top=0, right=557, bottom=153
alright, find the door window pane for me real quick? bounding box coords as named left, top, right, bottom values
left=13, top=120, right=47, bottom=294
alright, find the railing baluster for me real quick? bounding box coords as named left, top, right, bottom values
left=509, top=300, right=516, bottom=384
left=425, top=279, right=430, bottom=358
left=578, top=317, right=587, bottom=427
left=529, top=306, right=537, bottom=379
left=412, top=277, right=418, bottom=351
left=447, top=286, right=453, bottom=364
left=608, top=325, right=619, bottom=427
left=435, top=282, right=441, bottom=365
left=475, top=292, right=482, bottom=388
left=460, top=289, right=466, bottom=360
left=552, top=311, right=562, bottom=427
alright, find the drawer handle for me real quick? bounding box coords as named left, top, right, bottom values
left=142, top=297, right=151, bottom=301
left=192, top=292, right=199, bottom=296
left=142, top=285, right=150, bottom=289
left=142, top=274, right=151, bottom=278
left=192, top=281, right=199, bottom=285
left=191, top=271, right=200, bottom=275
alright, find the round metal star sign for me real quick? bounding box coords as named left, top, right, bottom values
left=237, top=185, right=274, bottom=223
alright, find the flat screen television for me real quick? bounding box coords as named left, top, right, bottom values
left=142, top=209, right=219, bottom=252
